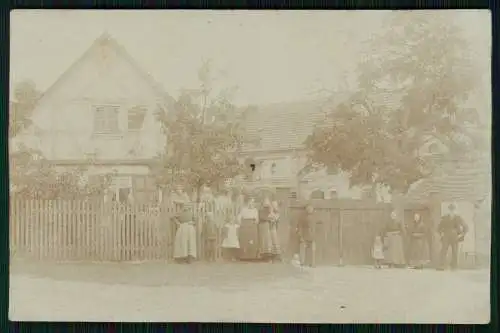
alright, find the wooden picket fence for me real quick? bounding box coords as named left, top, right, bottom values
left=12, top=196, right=451, bottom=267
left=10, top=197, right=237, bottom=262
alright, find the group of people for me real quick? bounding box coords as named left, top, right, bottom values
left=170, top=189, right=283, bottom=264
left=372, top=203, right=469, bottom=270
left=167, top=183, right=469, bottom=271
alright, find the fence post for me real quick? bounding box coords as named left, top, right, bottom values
left=428, top=192, right=442, bottom=268
left=338, top=209, right=344, bottom=266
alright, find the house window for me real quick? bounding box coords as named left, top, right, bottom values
left=271, top=162, right=277, bottom=175
left=118, top=188, right=131, bottom=203
left=128, top=106, right=147, bottom=131
left=290, top=191, right=297, bottom=199
left=330, top=190, right=338, bottom=199
left=93, top=105, right=120, bottom=134
left=311, top=189, right=325, bottom=200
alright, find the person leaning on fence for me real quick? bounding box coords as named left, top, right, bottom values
left=202, top=211, right=218, bottom=262
left=437, top=203, right=468, bottom=271
left=172, top=201, right=197, bottom=264
left=297, top=203, right=317, bottom=268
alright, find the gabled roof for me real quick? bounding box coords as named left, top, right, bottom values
left=242, top=93, right=351, bottom=152
left=35, top=32, right=176, bottom=111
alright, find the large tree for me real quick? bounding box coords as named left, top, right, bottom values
left=305, top=12, right=484, bottom=194
left=154, top=60, right=258, bottom=199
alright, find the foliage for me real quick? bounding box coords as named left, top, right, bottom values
left=9, top=81, right=113, bottom=199
left=305, top=12, right=483, bottom=194
left=10, top=80, right=41, bottom=137
left=154, top=60, right=258, bottom=197
left=10, top=145, right=114, bottom=199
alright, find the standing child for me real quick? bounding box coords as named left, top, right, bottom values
left=372, top=234, right=385, bottom=269
left=221, top=216, right=240, bottom=261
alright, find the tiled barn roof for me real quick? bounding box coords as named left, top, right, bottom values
left=405, top=156, right=491, bottom=203
left=242, top=93, right=351, bottom=152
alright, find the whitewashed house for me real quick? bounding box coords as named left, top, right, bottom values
left=236, top=98, right=365, bottom=202
left=14, top=33, right=173, bottom=201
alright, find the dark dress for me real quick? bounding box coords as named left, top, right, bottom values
left=257, top=206, right=273, bottom=258
left=383, top=219, right=406, bottom=266
left=408, top=220, right=429, bottom=266
left=237, top=207, right=259, bottom=260
left=269, top=213, right=281, bottom=257
left=202, top=218, right=218, bottom=260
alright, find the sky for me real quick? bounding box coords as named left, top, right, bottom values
left=10, top=10, right=491, bottom=109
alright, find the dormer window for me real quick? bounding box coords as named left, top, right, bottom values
left=93, top=105, right=119, bottom=134
left=128, top=106, right=147, bottom=131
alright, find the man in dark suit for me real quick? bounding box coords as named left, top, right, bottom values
left=437, top=203, right=468, bottom=270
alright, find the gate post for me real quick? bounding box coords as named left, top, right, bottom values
left=338, top=210, right=344, bottom=266
left=428, top=192, right=442, bottom=267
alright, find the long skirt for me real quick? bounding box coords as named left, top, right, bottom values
left=385, top=232, right=406, bottom=265
left=409, top=236, right=429, bottom=266
left=238, top=218, right=259, bottom=259
left=173, top=223, right=197, bottom=259
left=269, top=222, right=281, bottom=256
left=258, top=221, right=273, bottom=258
left=288, top=229, right=301, bottom=258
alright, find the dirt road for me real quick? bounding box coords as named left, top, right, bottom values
left=9, top=262, right=490, bottom=323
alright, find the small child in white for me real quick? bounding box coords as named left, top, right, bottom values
left=291, top=253, right=301, bottom=267
left=372, top=234, right=385, bottom=269
left=222, top=216, right=240, bottom=261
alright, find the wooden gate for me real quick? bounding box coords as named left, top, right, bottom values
left=288, top=199, right=392, bottom=266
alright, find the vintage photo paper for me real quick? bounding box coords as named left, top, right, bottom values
left=9, top=10, right=491, bottom=323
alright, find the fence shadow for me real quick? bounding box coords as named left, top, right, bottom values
left=10, top=259, right=301, bottom=288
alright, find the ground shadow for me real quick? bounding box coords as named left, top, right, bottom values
left=10, top=258, right=301, bottom=288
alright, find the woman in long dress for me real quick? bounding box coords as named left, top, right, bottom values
left=257, top=197, right=274, bottom=261
left=269, top=200, right=282, bottom=261
left=237, top=196, right=260, bottom=260
left=383, top=211, right=407, bottom=268
left=408, top=213, right=430, bottom=268
left=172, top=202, right=197, bottom=263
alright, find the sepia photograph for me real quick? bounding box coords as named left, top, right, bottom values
left=9, top=10, right=491, bottom=323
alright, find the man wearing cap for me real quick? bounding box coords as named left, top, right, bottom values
left=437, top=203, right=469, bottom=270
